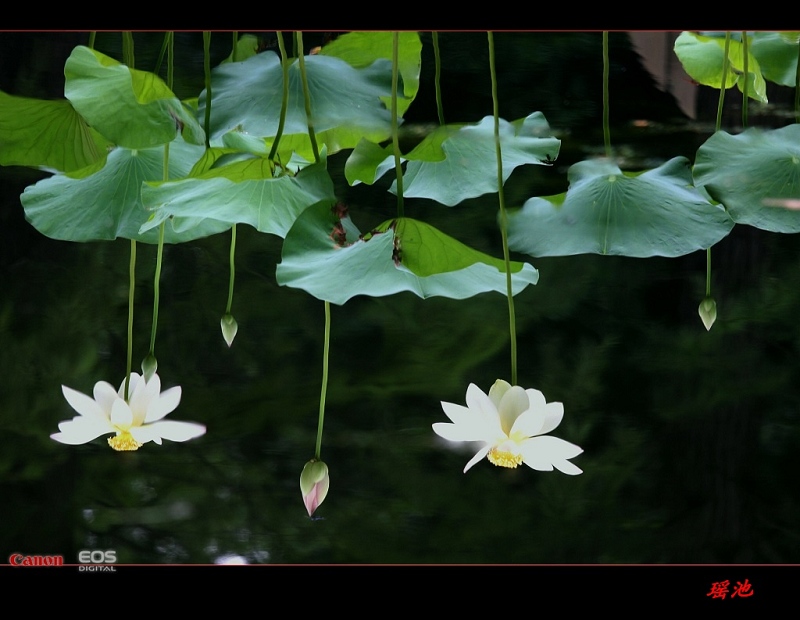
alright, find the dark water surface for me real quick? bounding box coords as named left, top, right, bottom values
left=2, top=32, right=800, bottom=565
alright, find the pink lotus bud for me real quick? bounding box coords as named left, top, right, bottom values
left=300, top=459, right=329, bottom=517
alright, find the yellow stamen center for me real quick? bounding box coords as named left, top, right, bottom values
left=487, top=447, right=523, bottom=468
left=108, top=431, right=142, bottom=452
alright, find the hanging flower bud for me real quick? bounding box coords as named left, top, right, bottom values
left=220, top=313, right=238, bottom=348
left=141, top=353, right=158, bottom=383
left=300, top=459, right=329, bottom=517
left=698, top=297, right=717, bottom=331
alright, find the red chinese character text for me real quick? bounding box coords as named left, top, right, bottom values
left=731, top=579, right=753, bottom=598
left=707, top=580, right=730, bottom=599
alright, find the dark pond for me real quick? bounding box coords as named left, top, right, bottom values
left=1, top=31, right=800, bottom=566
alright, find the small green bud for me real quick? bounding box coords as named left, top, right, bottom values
left=220, top=313, right=238, bottom=348
left=300, top=459, right=329, bottom=517
left=141, top=353, right=158, bottom=383
left=698, top=297, right=717, bottom=331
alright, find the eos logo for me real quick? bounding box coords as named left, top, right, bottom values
left=78, top=550, right=117, bottom=571
left=78, top=550, right=116, bottom=564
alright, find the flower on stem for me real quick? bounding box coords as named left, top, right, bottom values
left=220, top=313, right=238, bottom=348
left=141, top=353, right=158, bottom=383
left=698, top=297, right=717, bottom=331
left=433, top=380, right=583, bottom=475
left=300, top=459, right=329, bottom=517
left=51, top=372, right=206, bottom=451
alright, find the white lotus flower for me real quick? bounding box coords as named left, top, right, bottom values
left=433, top=379, right=583, bottom=474
left=51, top=372, right=206, bottom=451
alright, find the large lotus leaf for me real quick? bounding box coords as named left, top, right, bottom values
left=64, top=46, right=205, bottom=149
left=0, top=91, right=112, bottom=173
left=276, top=201, right=539, bottom=305
left=139, top=157, right=335, bottom=238
left=693, top=126, right=800, bottom=233
left=750, top=32, right=800, bottom=87
left=20, top=140, right=227, bottom=243
left=674, top=32, right=768, bottom=103
left=199, top=51, right=393, bottom=159
left=507, top=157, right=734, bottom=258
left=389, top=113, right=560, bottom=206
left=320, top=31, right=421, bottom=116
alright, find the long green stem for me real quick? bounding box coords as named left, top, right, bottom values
left=268, top=32, right=290, bottom=162
left=716, top=34, right=731, bottom=133
left=149, top=218, right=166, bottom=357
left=125, top=239, right=136, bottom=401
left=295, top=32, right=320, bottom=163
left=122, top=32, right=135, bottom=70
left=488, top=32, right=517, bottom=386
left=226, top=224, right=236, bottom=313
left=123, top=32, right=136, bottom=399
left=706, top=33, right=732, bottom=307
left=203, top=32, right=212, bottom=149
left=315, top=300, right=331, bottom=460
left=147, top=34, right=173, bottom=371
left=795, top=40, right=800, bottom=123
left=432, top=32, right=445, bottom=126
left=391, top=32, right=404, bottom=218
left=296, top=31, right=330, bottom=459
left=741, top=31, right=749, bottom=128
left=602, top=32, right=611, bottom=158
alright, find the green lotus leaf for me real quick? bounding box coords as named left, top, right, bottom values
left=750, top=31, right=800, bottom=87
left=320, top=31, right=421, bottom=115
left=276, top=201, right=539, bottom=305
left=390, top=113, right=560, bottom=206
left=64, top=46, right=206, bottom=149
left=20, top=140, right=225, bottom=243
left=674, top=32, right=768, bottom=103
left=140, top=156, right=335, bottom=238
left=222, top=33, right=262, bottom=63
left=507, top=157, right=734, bottom=257
left=344, top=138, right=398, bottom=185
left=693, top=125, right=800, bottom=233
left=0, top=91, right=111, bottom=172
left=200, top=51, right=393, bottom=159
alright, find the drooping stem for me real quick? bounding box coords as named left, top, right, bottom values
left=315, top=300, right=331, bottom=460
left=203, top=31, right=212, bottom=149
left=295, top=32, right=320, bottom=163
left=296, top=31, right=331, bottom=459
left=226, top=224, right=236, bottom=314
left=149, top=210, right=166, bottom=359
left=741, top=31, right=749, bottom=128
left=125, top=239, right=136, bottom=401
left=268, top=32, right=290, bottom=162
left=391, top=32, right=405, bottom=218
left=602, top=31, right=611, bottom=158
left=795, top=39, right=800, bottom=123
left=166, top=32, right=174, bottom=89
left=123, top=32, right=136, bottom=399
left=488, top=32, right=517, bottom=386
left=706, top=33, right=732, bottom=306
left=432, top=32, right=445, bottom=126
left=715, top=34, right=731, bottom=133
left=122, top=32, right=135, bottom=70
left=145, top=34, right=175, bottom=377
